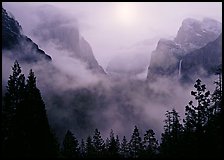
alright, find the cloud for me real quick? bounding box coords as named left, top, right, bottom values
left=106, top=37, right=159, bottom=80
left=3, top=50, right=217, bottom=143
left=31, top=5, right=79, bottom=52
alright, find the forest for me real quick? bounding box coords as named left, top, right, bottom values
left=1, top=60, right=223, bottom=159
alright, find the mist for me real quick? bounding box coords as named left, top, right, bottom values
left=3, top=51, right=217, bottom=143
left=2, top=2, right=221, bottom=143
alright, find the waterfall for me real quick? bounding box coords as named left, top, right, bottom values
left=178, top=59, right=182, bottom=77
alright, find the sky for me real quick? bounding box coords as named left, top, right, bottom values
left=2, top=2, right=222, bottom=68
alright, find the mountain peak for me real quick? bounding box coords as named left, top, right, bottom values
left=174, top=17, right=221, bottom=52
left=2, top=7, right=52, bottom=62
left=147, top=17, right=221, bottom=82
left=201, top=17, right=221, bottom=34
left=182, top=18, right=200, bottom=27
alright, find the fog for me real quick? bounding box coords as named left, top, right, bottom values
left=3, top=53, right=217, bottom=142
left=2, top=2, right=221, bottom=143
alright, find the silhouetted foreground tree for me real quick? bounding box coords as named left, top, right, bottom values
left=142, top=129, right=158, bottom=158
left=1, top=61, right=222, bottom=159
left=107, top=129, right=120, bottom=158
left=2, top=60, right=59, bottom=158
left=160, top=109, right=183, bottom=158
left=120, top=136, right=130, bottom=158
left=160, top=76, right=223, bottom=158
left=2, top=60, right=25, bottom=157
left=62, top=130, right=79, bottom=158
left=129, top=126, right=143, bottom=158
left=85, top=136, right=95, bottom=158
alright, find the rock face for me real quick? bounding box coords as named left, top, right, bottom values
left=2, top=8, right=52, bottom=63
left=2, top=7, right=105, bottom=74
left=79, top=37, right=106, bottom=74
left=174, top=18, right=222, bottom=52
left=147, top=39, right=184, bottom=80
left=180, top=34, right=222, bottom=82
left=147, top=18, right=222, bottom=82
left=31, top=5, right=106, bottom=75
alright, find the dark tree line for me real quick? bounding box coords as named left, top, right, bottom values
left=1, top=61, right=223, bottom=159
left=61, top=126, right=158, bottom=159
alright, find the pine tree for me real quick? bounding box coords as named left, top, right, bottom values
left=80, top=139, right=86, bottom=158
left=105, top=137, right=110, bottom=151
left=92, top=129, right=105, bottom=157
left=85, top=136, right=95, bottom=158
left=184, top=79, right=211, bottom=133
left=182, top=79, right=213, bottom=158
left=22, top=69, right=59, bottom=157
left=2, top=62, right=59, bottom=157
left=142, top=129, right=158, bottom=158
left=204, top=66, right=223, bottom=158
left=129, top=126, right=143, bottom=158
left=211, top=65, right=222, bottom=114
left=3, top=60, right=25, bottom=111
left=120, top=136, right=130, bottom=158
left=62, top=130, right=80, bottom=158
left=2, top=60, right=25, bottom=157
left=107, top=129, right=119, bottom=157
left=160, top=109, right=183, bottom=158
left=115, top=135, right=120, bottom=154
left=170, top=109, right=183, bottom=140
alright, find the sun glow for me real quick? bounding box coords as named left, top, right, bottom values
left=115, top=3, right=138, bottom=26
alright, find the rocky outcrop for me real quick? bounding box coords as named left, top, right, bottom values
left=2, top=8, right=52, bottom=63
left=147, top=18, right=222, bottom=82
left=174, top=18, right=221, bottom=52
left=180, top=34, right=222, bottom=82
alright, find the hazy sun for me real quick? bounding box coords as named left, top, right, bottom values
left=115, top=3, right=137, bottom=26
